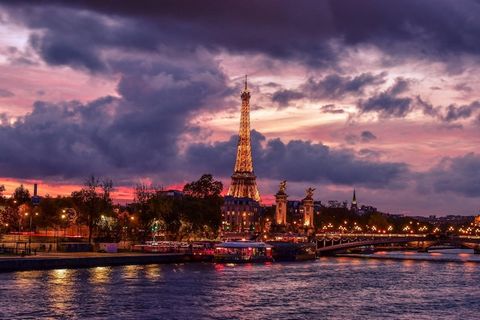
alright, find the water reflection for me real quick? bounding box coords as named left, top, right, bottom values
left=122, top=264, right=141, bottom=281
left=144, top=264, right=162, bottom=280
left=90, top=266, right=112, bottom=284
left=47, top=269, right=75, bottom=318
left=0, top=254, right=479, bottom=319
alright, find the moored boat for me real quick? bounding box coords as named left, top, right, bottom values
left=214, top=241, right=273, bottom=263
left=268, top=241, right=317, bottom=261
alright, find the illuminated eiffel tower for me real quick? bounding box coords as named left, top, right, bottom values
left=227, top=76, right=261, bottom=202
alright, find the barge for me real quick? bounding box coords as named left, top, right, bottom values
left=214, top=241, right=273, bottom=263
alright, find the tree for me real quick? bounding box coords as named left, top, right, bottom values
left=0, top=206, right=18, bottom=234
left=0, top=185, right=5, bottom=205
left=181, top=174, right=224, bottom=240
left=72, top=176, right=113, bottom=244
left=183, top=174, right=223, bottom=198
left=13, top=184, right=31, bottom=205
left=133, top=184, right=161, bottom=242
left=36, top=195, right=71, bottom=229
left=151, top=193, right=178, bottom=240
left=367, top=212, right=389, bottom=231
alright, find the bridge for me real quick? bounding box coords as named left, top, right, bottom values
left=315, top=233, right=480, bottom=254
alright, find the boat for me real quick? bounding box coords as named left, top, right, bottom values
left=268, top=241, right=317, bottom=261
left=214, top=241, right=273, bottom=263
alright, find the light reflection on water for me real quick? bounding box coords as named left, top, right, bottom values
left=0, top=252, right=479, bottom=319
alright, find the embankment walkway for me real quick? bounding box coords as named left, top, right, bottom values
left=0, top=252, right=189, bottom=272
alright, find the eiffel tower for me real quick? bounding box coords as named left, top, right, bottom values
left=227, top=76, right=261, bottom=202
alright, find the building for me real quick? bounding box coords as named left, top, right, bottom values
left=222, top=76, right=261, bottom=233
left=475, top=215, right=480, bottom=227
left=350, top=189, right=358, bottom=213
left=222, top=196, right=262, bottom=232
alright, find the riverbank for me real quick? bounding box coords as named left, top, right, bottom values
left=4, top=250, right=480, bottom=273
left=0, top=252, right=190, bottom=272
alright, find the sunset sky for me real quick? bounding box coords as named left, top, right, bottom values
left=0, top=0, right=479, bottom=215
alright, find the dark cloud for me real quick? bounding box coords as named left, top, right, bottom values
left=273, top=72, right=386, bottom=106
left=420, top=153, right=480, bottom=197
left=186, top=130, right=408, bottom=188
left=0, top=88, right=14, bottom=98
left=320, top=104, right=344, bottom=114
left=415, top=96, right=439, bottom=117
left=271, top=90, right=304, bottom=107
left=357, top=81, right=480, bottom=122
left=360, top=131, right=377, bottom=142
left=0, top=96, right=408, bottom=189
left=303, top=73, right=387, bottom=99
left=454, top=83, right=473, bottom=93
left=344, top=131, right=377, bottom=145
left=357, top=78, right=413, bottom=118
left=0, top=52, right=232, bottom=182
left=443, top=101, right=480, bottom=122
left=415, top=97, right=480, bottom=122
left=3, top=0, right=480, bottom=72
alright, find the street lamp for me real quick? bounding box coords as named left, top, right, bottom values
left=27, top=212, right=39, bottom=254
left=61, top=213, right=67, bottom=236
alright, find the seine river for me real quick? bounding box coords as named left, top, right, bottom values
left=1, top=250, right=480, bottom=319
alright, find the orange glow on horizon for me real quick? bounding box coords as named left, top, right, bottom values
left=0, top=178, right=134, bottom=203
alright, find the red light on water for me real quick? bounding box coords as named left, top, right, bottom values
left=214, top=263, right=225, bottom=271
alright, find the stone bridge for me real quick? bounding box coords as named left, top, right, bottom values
left=315, top=233, right=480, bottom=254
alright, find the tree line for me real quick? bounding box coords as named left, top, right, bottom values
left=0, top=174, right=224, bottom=243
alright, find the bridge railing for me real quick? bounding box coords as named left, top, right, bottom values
left=457, top=235, right=480, bottom=240
left=315, top=233, right=428, bottom=238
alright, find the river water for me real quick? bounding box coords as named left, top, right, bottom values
left=1, top=250, right=479, bottom=319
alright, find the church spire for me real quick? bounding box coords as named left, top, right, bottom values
left=351, top=188, right=358, bottom=212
